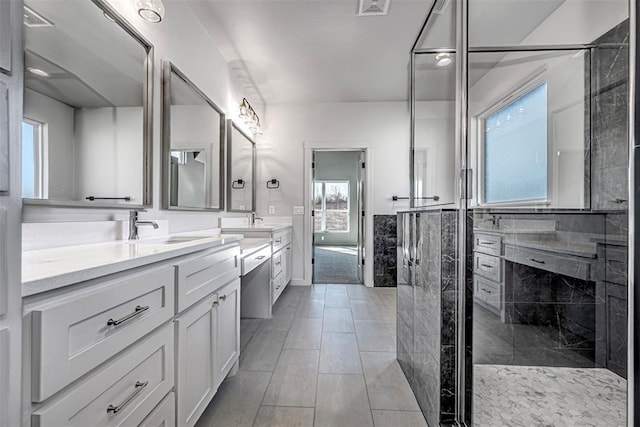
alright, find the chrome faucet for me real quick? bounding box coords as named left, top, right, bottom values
left=129, top=210, right=159, bottom=240
left=250, top=212, right=264, bottom=225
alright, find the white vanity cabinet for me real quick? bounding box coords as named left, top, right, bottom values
left=22, top=239, right=242, bottom=427
left=173, top=249, right=241, bottom=427
left=271, top=228, right=292, bottom=303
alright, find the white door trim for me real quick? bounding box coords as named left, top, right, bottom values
left=303, top=142, right=374, bottom=287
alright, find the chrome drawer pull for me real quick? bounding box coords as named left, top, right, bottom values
left=480, top=288, right=493, bottom=294
left=107, top=381, right=148, bottom=414
left=275, top=238, right=282, bottom=243
left=107, top=305, right=149, bottom=326
left=480, top=241, right=495, bottom=245
left=256, top=255, right=266, bottom=260
left=219, top=294, right=227, bottom=301
left=529, top=258, right=545, bottom=264
left=480, top=263, right=493, bottom=268
left=275, top=261, right=282, bottom=265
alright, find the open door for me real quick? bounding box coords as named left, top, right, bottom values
left=311, top=150, right=317, bottom=284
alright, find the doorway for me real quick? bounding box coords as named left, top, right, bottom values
left=311, top=150, right=365, bottom=285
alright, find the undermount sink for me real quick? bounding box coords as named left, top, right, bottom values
left=127, top=235, right=211, bottom=245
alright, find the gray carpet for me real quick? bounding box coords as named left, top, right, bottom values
left=313, top=245, right=361, bottom=284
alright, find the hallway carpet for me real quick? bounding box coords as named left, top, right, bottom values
left=313, top=245, right=360, bottom=284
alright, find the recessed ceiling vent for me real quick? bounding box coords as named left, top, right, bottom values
left=23, top=6, right=54, bottom=28
left=357, top=0, right=390, bottom=16
left=432, top=0, right=450, bottom=15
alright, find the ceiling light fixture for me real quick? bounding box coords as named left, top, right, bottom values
left=26, top=67, right=50, bottom=78
left=435, top=53, right=453, bottom=67
left=135, top=0, right=165, bottom=23
left=239, top=98, right=263, bottom=136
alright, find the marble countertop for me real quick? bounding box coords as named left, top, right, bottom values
left=22, top=230, right=243, bottom=297
left=474, top=228, right=556, bottom=235
left=221, top=224, right=292, bottom=233
left=238, top=237, right=272, bottom=255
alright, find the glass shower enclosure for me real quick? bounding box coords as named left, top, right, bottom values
left=402, top=0, right=633, bottom=425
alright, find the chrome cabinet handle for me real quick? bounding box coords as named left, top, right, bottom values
left=107, top=305, right=149, bottom=327
left=256, top=255, right=266, bottom=260
left=275, top=238, right=282, bottom=243
left=529, top=258, right=545, bottom=264
left=480, top=263, right=493, bottom=268
left=480, top=287, right=493, bottom=294
left=275, top=261, right=282, bottom=265
left=107, top=381, right=148, bottom=414
left=219, top=295, right=227, bottom=301
left=212, top=299, right=219, bottom=306
left=479, top=241, right=495, bottom=245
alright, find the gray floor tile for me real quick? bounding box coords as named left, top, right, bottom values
left=241, top=318, right=263, bottom=351
left=319, top=332, right=362, bottom=374
left=360, top=352, right=420, bottom=411
left=296, top=298, right=325, bottom=319
left=315, top=374, right=373, bottom=427
left=302, top=284, right=327, bottom=299
left=325, top=292, right=350, bottom=308
left=195, top=371, right=272, bottom=427
left=254, top=406, right=315, bottom=427
left=285, top=318, right=323, bottom=349
left=371, top=410, right=427, bottom=427
left=347, top=285, right=373, bottom=300
left=323, top=308, right=355, bottom=333
left=325, top=284, right=348, bottom=294
left=351, top=299, right=384, bottom=321
left=354, top=320, right=396, bottom=352
left=259, top=305, right=296, bottom=332
left=262, top=349, right=320, bottom=407
left=240, top=329, right=287, bottom=372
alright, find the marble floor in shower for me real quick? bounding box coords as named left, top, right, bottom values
left=473, top=364, right=627, bottom=427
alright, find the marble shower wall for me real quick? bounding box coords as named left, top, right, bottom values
left=397, top=209, right=459, bottom=426
left=373, top=215, right=397, bottom=287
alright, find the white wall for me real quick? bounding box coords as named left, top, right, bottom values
left=22, top=0, right=256, bottom=232
left=256, top=101, right=410, bottom=284
left=23, top=89, right=75, bottom=200
left=314, top=151, right=359, bottom=246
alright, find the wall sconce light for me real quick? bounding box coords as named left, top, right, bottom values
left=135, top=0, right=165, bottom=23
left=239, top=98, right=263, bottom=136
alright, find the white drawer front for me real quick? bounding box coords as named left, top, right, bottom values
left=474, top=276, right=501, bottom=311
left=241, top=246, right=271, bottom=276
left=139, top=392, right=175, bottom=427
left=31, top=266, right=175, bottom=402
left=271, top=251, right=283, bottom=279
left=32, top=324, right=174, bottom=427
left=175, top=244, right=240, bottom=313
left=474, top=252, right=501, bottom=282
left=272, top=229, right=292, bottom=253
left=474, top=233, right=501, bottom=256
left=505, top=245, right=592, bottom=281
left=272, top=273, right=285, bottom=304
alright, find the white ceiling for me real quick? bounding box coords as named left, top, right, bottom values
left=187, top=0, right=434, bottom=104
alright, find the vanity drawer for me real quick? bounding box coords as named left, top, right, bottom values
left=605, top=246, right=628, bottom=286
left=32, top=324, right=174, bottom=427
left=272, top=272, right=285, bottom=304
left=272, top=251, right=283, bottom=279
left=174, top=244, right=240, bottom=313
left=474, top=252, right=501, bottom=282
left=242, top=245, right=271, bottom=276
left=30, top=266, right=175, bottom=402
left=272, top=229, right=292, bottom=253
left=139, top=392, right=175, bottom=427
left=474, top=276, right=501, bottom=311
left=505, top=245, right=592, bottom=281
left=474, top=233, right=502, bottom=256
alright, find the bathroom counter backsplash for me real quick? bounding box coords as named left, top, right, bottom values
left=22, top=230, right=243, bottom=297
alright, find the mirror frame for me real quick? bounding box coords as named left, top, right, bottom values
left=226, top=120, right=256, bottom=213
left=22, top=0, right=154, bottom=209
left=161, top=61, right=226, bottom=211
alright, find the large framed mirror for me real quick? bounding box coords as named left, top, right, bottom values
left=22, top=0, right=153, bottom=208
left=227, top=120, right=255, bottom=212
left=161, top=61, right=225, bottom=211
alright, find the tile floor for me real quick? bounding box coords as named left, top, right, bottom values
left=474, top=365, right=627, bottom=426
left=313, top=246, right=360, bottom=284
left=195, top=284, right=427, bottom=427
